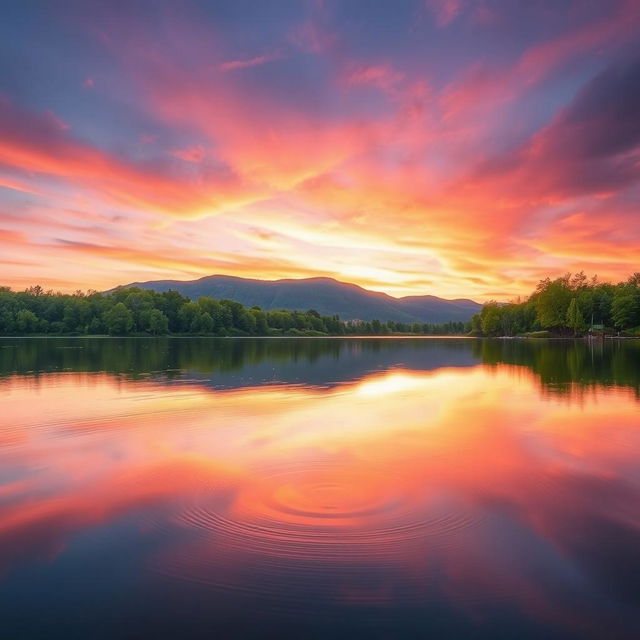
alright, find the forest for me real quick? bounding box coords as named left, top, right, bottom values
left=0, top=286, right=467, bottom=336
left=471, top=272, right=640, bottom=337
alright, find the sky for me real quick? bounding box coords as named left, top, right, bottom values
left=0, top=0, right=639, bottom=301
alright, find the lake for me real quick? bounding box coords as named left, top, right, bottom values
left=1, top=337, right=639, bottom=639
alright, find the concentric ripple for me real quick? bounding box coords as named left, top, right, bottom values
left=170, top=461, right=485, bottom=565
left=149, top=460, right=489, bottom=612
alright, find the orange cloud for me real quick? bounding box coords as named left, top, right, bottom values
left=0, top=97, right=264, bottom=220
left=1, top=2, right=640, bottom=299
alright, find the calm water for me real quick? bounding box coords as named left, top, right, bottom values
left=1, top=337, right=639, bottom=639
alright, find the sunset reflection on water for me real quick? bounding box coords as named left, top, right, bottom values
left=1, top=338, right=639, bottom=638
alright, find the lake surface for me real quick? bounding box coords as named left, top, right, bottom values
left=1, top=337, right=639, bottom=639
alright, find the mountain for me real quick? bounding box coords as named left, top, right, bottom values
left=113, top=275, right=481, bottom=323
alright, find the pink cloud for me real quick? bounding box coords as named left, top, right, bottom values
left=344, top=64, right=405, bottom=94
left=0, top=97, right=260, bottom=217
left=2, top=2, right=640, bottom=300
left=439, top=0, right=639, bottom=123
left=289, top=2, right=336, bottom=55
left=426, top=0, right=465, bottom=27
left=169, top=145, right=205, bottom=163
left=0, top=228, right=25, bottom=243
left=219, top=51, right=283, bottom=72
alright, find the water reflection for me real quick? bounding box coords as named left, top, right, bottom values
left=1, top=338, right=639, bottom=638
left=473, top=338, right=640, bottom=397
left=2, top=336, right=639, bottom=396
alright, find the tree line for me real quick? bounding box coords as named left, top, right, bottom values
left=0, top=285, right=468, bottom=336
left=471, top=272, right=640, bottom=337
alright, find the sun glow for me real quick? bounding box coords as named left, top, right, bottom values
left=1, top=2, right=639, bottom=300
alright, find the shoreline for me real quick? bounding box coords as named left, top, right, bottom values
left=1, top=334, right=638, bottom=341
left=0, top=334, right=474, bottom=340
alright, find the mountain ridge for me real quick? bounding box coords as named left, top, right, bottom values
left=113, top=275, right=481, bottom=323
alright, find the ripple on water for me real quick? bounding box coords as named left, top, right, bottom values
left=151, top=459, right=487, bottom=610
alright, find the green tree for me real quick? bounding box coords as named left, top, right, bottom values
left=251, top=308, right=268, bottom=335
left=178, top=302, right=200, bottom=332
left=611, top=275, right=640, bottom=330
left=123, top=290, right=154, bottom=331
left=157, top=290, right=189, bottom=332
left=612, top=292, right=640, bottom=329
left=197, top=297, right=223, bottom=332
left=103, top=302, right=134, bottom=335
left=237, top=308, right=256, bottom=334
left=142, top=308, right=169, bottom=334
left=16, top=309, right=39, bottom=333
left=87, top=316, right=105, bottom=334
left=566, top=298, right=585, bottom=336
left=592, top=284, right=614, bottom=327
left=479, top=302, right=503, bottom=336
left=63, top=299, right=91, bottom=332
left=0, top=309, right=15, bottom=334
left=191, top=311, right=214, bottom=334
left=535, top=276, right=572, bottom=330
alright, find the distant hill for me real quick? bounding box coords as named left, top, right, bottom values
left=113, top=275, right=481, bottom=323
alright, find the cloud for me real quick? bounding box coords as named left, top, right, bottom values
left=467, top=55, right=640, bottom=201
left=219, top=51, right=283, bottom=72
left=343, top=64, right=405, bottom=94
left=538, top=56, right=640, bottom=186
left=0, top=96, right=261, bottom=217
left=0, top=228, right=25, bottom=243
left=425, top=0, right=465, bottom=27
left=169, top=145, right=205, bottom=163
left=439, top=0, right=639, bottom=123
left=1, top=1, right=640, bottom=299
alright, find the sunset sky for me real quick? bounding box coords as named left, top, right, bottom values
left=1, top=0, right=639, bottom=301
